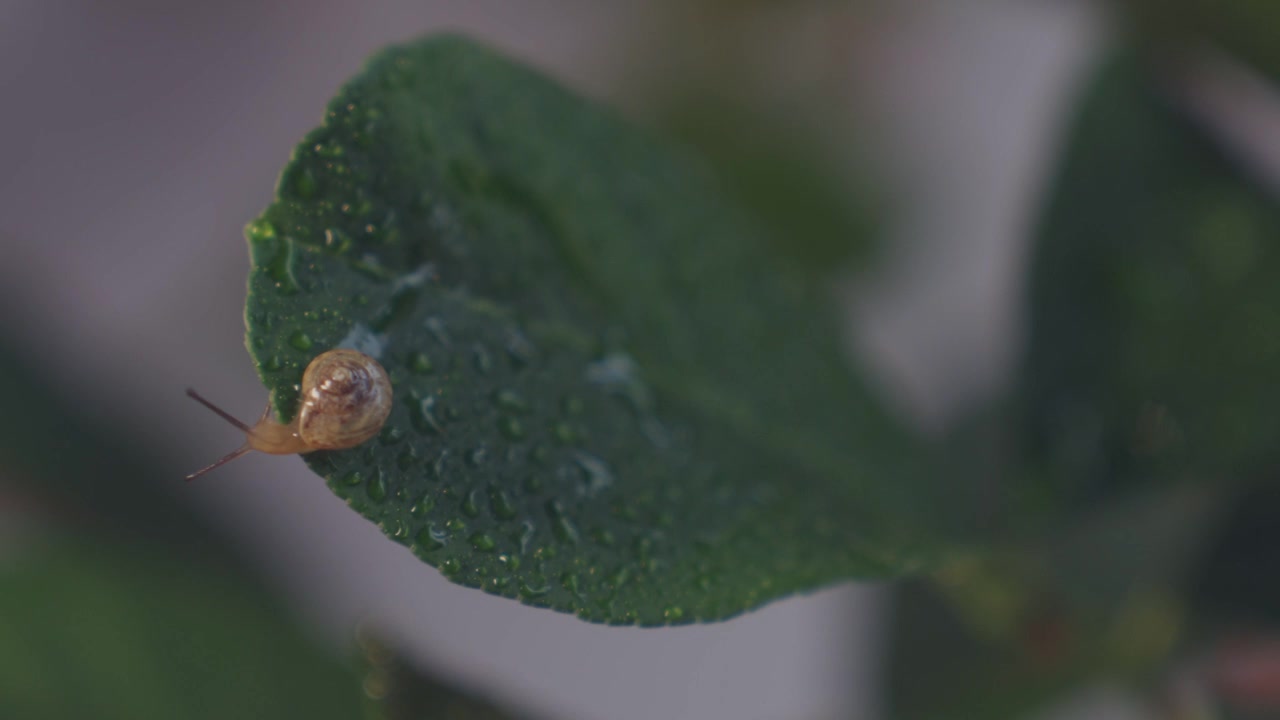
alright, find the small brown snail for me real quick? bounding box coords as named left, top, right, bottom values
left=185, top=348, right=393, bottom=481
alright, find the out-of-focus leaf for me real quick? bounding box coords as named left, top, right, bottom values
left=886, top=485, right=1218, bottom=720
left=1187, top=480, right=1280, bottom=632
left=1016, top=53, right=1280, bottom=509
left=0, top=540, right=362, bottom=720
left=887, top=49, right=1280, bottom=719
left=245, top=35, right=940, bottom=625
left=1122, top=0, right=1280, bottom=76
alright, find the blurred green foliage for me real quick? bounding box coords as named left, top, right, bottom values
left=888, top=47, right=1280, bottom=719
left=1123, top=0, right=1280, bottom=75
left=0, top=541, right=362, bottom=720
left=1017, top=52, right=1280, bottom=509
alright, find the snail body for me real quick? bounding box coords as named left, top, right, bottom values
left=185, top=348, right=392, bottom=480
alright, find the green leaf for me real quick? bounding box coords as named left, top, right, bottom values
left=244, top=35, right=937, bottom=624
left=882, top=50, right=1280, bottom=719
left=1184, top=479, right=1280, bottom=639
left=0, top=541, right=362, bottom=720
left=886, top=485, right=1218, bottom=720
left=1016, top=52, right=1280, bottom=509
left=1123, top=0, right=1280, bottom=76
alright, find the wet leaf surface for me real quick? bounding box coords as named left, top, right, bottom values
left=245, top=35, right=935, bottom=624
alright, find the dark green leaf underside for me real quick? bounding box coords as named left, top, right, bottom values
left=891, top=51, right=1280, bottom=720
left=245, top=35, right=934, bottom=625
left=1017, top=53, right=1280, bottom=508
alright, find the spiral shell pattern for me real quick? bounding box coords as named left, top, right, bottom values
left=297, top=349, right=392, bottom=450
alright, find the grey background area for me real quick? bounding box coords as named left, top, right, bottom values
left=0, top=2, right=1100, bottom=718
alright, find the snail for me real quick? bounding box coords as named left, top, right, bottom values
left=185, top=348, right=393, bottom=481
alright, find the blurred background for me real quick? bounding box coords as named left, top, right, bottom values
left=2, top=1, right=1275, bottom=718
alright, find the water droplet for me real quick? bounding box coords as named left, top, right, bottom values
left=499, top=553, right=520, bottom=571
left=469, top=533, right=496, bottom=551
left=506, top=331, right=535, bottom=368
left=354, top=123, right=376, bottom=149
left=430, top=450, right=449, bottom=480
left=473, top=344, right=493, bottom=374
left=378, top=425, right=405, bottom=446
left=586, top=353, right=654, bottom=414
left=573, top=452, right=614, bottom=496
left=607, top=567, right=630, bottom=589
left=284, top=165, right=318, bottom=199
left=518, top=521, right=536, bottom=555
left=492, top=389, right=527, bottom=413
left=323, top=227, right=353, bottom=253
left=546, top=500, right=580, bottom=544
left=561, top=572, right=581, bottom=595
left=445, top=517, right=467, bottom=533
left=529, top=445, right=550, bottom=465
left=245, top=218, right=277, bottom=242
left=367, top=470, right=387, bottom=502
left=520, top=579, right=550, bottom=598
left=461, top=490, right=481, bottom=518
left=410, top=395, right=444, bottom=435
left=289, top=331, right=312, bottom=351
left=410, top=494, right=435, bottom=517
left=387, top=518, right=410, bottom=544
left=552, top=422, right=576, bottom=444
left=341, top=470, right=364, bottom=486
left=441, top=558, right=462, bottom=576
left=635, top=537, right=653, bottom=563
left=498, top=416, right=525, bottom=440
left=264, top=355, right=283, bottom=371
left=397, top=449, right=417, bottom=470
left=466, top=447, right=488, bottom=467
left=415, top=524, right=446, bottom=552
left=663, top=606, right=685, bottom=621
left=265, top=238, right=300, bottom=295
left=316, top=141, right=345, bottom=158
left=409, top=352, right=433, bottom=375
left=353, top=254, right=385, bottom=279
left=425, top=317, right=451, bottom=346
left=336, top=323, right=386, bottom=359
left=489, top=488, right=517, bottom=519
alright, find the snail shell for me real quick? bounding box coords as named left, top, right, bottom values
left=185, top=348, right=393, bottom=481
left=294, top=348, right=393, bottom=450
